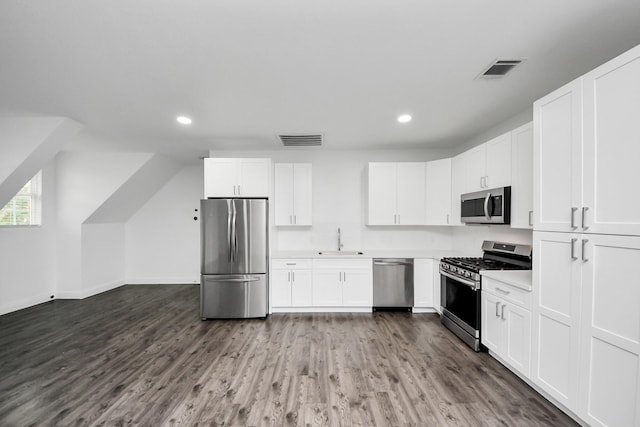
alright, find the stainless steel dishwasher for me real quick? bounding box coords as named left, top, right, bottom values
left=373, top=258, right=414, bottom=310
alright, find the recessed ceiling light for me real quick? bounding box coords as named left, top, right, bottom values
left=397, top=114, right=412, bottom=123
left=176, top=116, right=192, bottom=125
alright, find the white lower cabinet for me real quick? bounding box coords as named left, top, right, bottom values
left=271, top=259, right=312, bottom=308
left=312, top=259, right=372, bottom=307
left=413, top=258, right=441, bottom=312
left=482, top=277, right=532, bottom=377
left=533, top=231, right=640, bottom=426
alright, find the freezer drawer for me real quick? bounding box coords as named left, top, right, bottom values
left=373, top=258, right=414, bottom=308
left=201, top=274, right=268, bottom=319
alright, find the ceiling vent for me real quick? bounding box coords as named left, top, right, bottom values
left=278, top=133, right=323, bottom=147
left=477, top=58, right=526, bottom=79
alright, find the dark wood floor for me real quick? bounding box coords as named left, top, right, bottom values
left=0, top=285, right=577, bottom=426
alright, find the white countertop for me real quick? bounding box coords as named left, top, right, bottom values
left=480, top=270, right=532, bottom=291
left=271, top=249, right=468, bottom=260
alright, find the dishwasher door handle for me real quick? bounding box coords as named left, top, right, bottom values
left=373, top=261, right=412, bottom=266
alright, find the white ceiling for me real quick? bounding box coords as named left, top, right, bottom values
left=2, top=1, right=640, bottom=161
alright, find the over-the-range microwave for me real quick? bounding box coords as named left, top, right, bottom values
left=461, top=186, right=511, bottom=224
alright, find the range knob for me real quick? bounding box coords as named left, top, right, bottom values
left=465, top=271, right=471, bottom=278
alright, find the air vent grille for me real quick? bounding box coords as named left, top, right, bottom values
left=278, top=133, right=323, bottom=147
left=478, top=58, right=525, bottom=79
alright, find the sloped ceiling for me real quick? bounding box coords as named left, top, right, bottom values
left=0, top=117, right=82, bottom=207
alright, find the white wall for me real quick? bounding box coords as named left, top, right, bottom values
left=451, top=225, right=533, bottom=256
left=0, top=162, right=57, bottom=315
left=81, top=223, right=126, bottom=293
left=125, top=165, right=203, bottom=284
left=55, top=151, right=154, bottom=297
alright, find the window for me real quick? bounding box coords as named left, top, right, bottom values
left=0, top=171, right=42, bottom=226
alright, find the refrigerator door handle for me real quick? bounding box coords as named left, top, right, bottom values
left=227, top=200, right=233, bottom=263
left=231, top=201, right=238, bottom=262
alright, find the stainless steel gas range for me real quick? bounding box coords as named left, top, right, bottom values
left=439, top=241, right=532, bottom=351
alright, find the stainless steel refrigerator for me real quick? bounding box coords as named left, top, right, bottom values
left=200, top=198, right=268, bottom=319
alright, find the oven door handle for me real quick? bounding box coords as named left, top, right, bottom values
left=440, top=270, right=479, bottom=291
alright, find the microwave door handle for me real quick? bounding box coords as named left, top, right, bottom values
left=484, top=192, right=491, bottom=220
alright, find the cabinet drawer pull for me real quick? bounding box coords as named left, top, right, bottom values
left=495, top=287, right=511, bottom=295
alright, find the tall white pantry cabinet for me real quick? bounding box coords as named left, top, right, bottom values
left=532, top=44, right=640, bottom=427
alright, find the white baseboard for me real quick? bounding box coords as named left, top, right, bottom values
left=56, top=279, right=125, bottom=300
left=0, top=293, right=53, bottom=316
left=412, top=307, right=438, bottom=313
left=126, top=276, right=200, bottom=285
left=271, top=307, right=373, bottom=313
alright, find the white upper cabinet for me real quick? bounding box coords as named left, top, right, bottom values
left=462, top=132, right=512, bottom=193
left=425, top=158, right=452, bottom=225
left=510, top=122, right=534, bottom=229
left=449, top=154, right=464, bottom=226
left=367, top=162, right=425, bottom=226
left=204, top=158, right=271, bottom=198
left=274, top=163, right=312, bottom=226
left=535, top=44, right=640, bottom=236
left=533, top=79, right=584, bottom=233
left=582, top=46, right=640, bottom=236
left=484, top=132, right=512, bottom=189
left=463, top=144, right=487, bottom=193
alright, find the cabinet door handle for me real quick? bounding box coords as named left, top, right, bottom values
left=495, top=301, right=500, bottom=317
left=528, top=210, right=533, bottom=226
left=292, top=271, right=295, bottom=282
left=480, top=176, right=484, bottom=188
left=288, top=271, right=291, bottom=282
left=571, top=207, right=578, bottom=229
left=582, top=207, right=589, bottom=230
left=495, top=287, right=511, bottom=295
left=343, top=272, right=347, bottom=282
left=484, top=176, right=489, bottom=188
left=501, top=304, right=506, bottom=320
left=571, top=238, right=578, bottom=260
left=293, top=215, right=297, bottom=225
left=237, top=185, right=241, bottom=195
left=582, top=239, right=589, bottom=262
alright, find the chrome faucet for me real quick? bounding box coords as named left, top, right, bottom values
left=337, top=227, right=344, bottom=251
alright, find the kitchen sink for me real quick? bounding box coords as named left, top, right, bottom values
left=317, top=251, right=364, bottom=256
